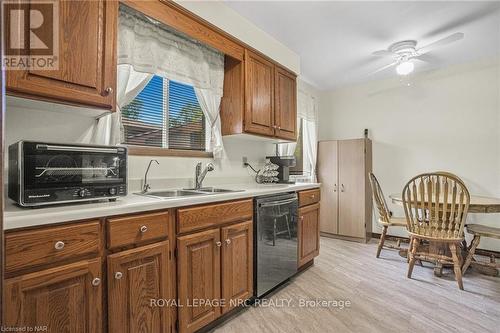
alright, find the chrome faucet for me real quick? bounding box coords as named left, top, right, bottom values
left=142, top=159, right=159, bottom=193
left=194, top=162, right=215, bottom=189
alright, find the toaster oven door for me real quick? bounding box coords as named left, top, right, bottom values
left=20, top=142, right=127, bottom=205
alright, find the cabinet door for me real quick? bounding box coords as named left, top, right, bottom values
left=4, top=258, right=102, bottom=332
left=177, top=229, right=221, bottom=333
left=107, top=241, right=172, bottom=333
left=338, top=139, right=366, bottom=238
left=274, top=66, right=297, bottom=141
left=298, top=203, right=320, bottom=267
left=5, top=0, right=117, bottom=109
left=221, top=220, right=253, bottom=314
left=317, top=141, right=339, bottom=234
left=244, top=50, right=275, bottom=136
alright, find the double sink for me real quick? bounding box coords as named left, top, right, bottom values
left=137, top=187, right=243, bottom=199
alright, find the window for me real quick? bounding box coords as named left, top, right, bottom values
left=290, top=121, right=303, bottom=175
left=122, top=75, right=206, bottom=151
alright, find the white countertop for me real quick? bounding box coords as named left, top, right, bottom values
left=4, top=183, right=320, bottom=230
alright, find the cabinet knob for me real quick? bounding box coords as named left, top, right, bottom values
left=311, top=194, right=315, bottom=198
left=54, top=241, right=65, bottom=250
left=278, top=126, right=281, bottom=130
left=301, top=216, right=304, bottom=221
left=225, top=239, right=231, bottom=245
left=115, top=272, right=123, bottom=280
left=103, top=86, right=113, bottom=96
left=140, top=225, right=148, bottom=233
left=216, top=241, right=222, bottom=247
left=341, top=184, right=345, bottom=192
left=92, top=278, right=101, bottom=286
left=333, top=184, right=337, bottom=192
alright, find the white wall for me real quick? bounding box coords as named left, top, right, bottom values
left=175, top=0, right=300, bottom=74
left=319, top=58, right=500, bottom=251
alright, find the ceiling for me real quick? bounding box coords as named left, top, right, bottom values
left=224, top=1, right=500, bottom=90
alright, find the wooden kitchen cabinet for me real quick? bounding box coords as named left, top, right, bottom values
left=298, top=203, right=320, bottom=267
left=4, top=258, right=103, bottom=332
left=221, top=220, right=253, bottom=314
left=107, top=241, right=172, bottom=333
left=221, top=52, right=297, bottom=141
left=5, top=0, right=117, bottom=110
left=244, top=50, right=275, bottom=136
left=274, top=65, right=297, bottom=140
left=177, top=228, right=221, bottom=333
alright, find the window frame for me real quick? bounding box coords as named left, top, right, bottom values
left=123, top=76, right=213, bottom=158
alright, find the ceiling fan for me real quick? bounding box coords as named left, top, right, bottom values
left=370, top=32, right=464, bottom=76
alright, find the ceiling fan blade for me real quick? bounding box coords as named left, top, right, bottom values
left=372, top=50, right=397, bottom=57
left=417, top=32, right=464, bottom=54
left=368, top=61, right=398, bottom=76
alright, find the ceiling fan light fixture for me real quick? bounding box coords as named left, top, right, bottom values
left=396, top=61, right=414, bottom=76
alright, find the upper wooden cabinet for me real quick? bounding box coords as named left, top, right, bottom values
left=222, top=51, right=297, bottom=141
left=274, top=66, right=297, bottom=140
left=4, top=258, right=103, bottom=332
left=244, top=51, right=275, bottom=137
left=5, top=0, right=117, bottom=110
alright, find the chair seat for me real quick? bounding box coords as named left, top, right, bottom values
left=466, top=224, right=500, bottom=240
left=379, top=217, right=407, bottom=227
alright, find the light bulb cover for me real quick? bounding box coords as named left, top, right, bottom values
left=396, top=61, right=414, bottom=76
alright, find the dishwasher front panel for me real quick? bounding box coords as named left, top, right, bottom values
left=255, top=192, right=298, bottom=297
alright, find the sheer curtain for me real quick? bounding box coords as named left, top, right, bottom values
left=298, top=90, right=318, bottom=182
left=92, top=65, right=152, bottom=145
left=92, top=5, right=225, bottom=156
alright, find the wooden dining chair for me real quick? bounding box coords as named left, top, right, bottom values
left=402, top=172, right=470, bottom=290
left=462, top=224, right=500, bottom=274
left=369, top=173, right=407, bottom=258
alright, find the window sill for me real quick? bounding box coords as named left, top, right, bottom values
left=127, top=145, right=214, bottom=158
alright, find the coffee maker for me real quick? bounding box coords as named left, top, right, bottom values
left=267, top=144, right=296, bottom=184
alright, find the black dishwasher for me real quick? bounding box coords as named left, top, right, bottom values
left=254, top=192, right=298, bottom=297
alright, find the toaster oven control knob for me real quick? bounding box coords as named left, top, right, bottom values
left=78, top=189, right=86, bottom=198
left=108, top=187, right=117, bottom=195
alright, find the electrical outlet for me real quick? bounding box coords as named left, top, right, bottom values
left=242, top=156, right=248, bottom=167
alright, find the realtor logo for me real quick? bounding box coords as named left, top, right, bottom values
left=2, top=0, right=59, bottom=70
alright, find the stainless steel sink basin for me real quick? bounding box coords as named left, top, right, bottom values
left=137, top=190, right=204, bottom=198
left=136, top=187, right=244, bottom=199
left=194, top=187, right=243, bottom=193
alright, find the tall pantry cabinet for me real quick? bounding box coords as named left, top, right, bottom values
left=317, top=139, right=372, bottom=242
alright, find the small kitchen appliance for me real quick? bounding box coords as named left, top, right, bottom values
left=267, top=145, right=296, bottom=184
left=9, top=141, right=127, bottom=207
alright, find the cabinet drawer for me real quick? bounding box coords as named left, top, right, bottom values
left=5, top=221, right=101, bottom=275
left=107, top=211, right=170, bottom=249
left=299, top=189, right=321, bottom=207
left=177, top=199, right=253, bottom=234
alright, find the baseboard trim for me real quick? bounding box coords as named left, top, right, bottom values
left=321, top=232, right=370, bottom=243
left=371, top=232, right=500, bottom=258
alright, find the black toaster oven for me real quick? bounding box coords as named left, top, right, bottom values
left=9, top=141, right=127, bottom=207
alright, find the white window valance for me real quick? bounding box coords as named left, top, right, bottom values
left=118, top=5, right=224, bottom=96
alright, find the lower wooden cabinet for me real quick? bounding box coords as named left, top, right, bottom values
left=107, top=241, right=172, bottom=333
left=4, top=258, right=103, bottom=332
left=177, top=228, right=221, bottom=333
left=221, top=220, right=253, bottom=314
left=177, top=220, right=253, bottom=333
left=298, top=203, right=320, bottom=267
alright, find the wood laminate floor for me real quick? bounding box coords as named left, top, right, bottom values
left=214, top=237, right=500, bottom=333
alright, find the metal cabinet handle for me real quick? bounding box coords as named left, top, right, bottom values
left=301, top=216, right=304, bottom=221
left=103, top=86, right=113, bottom=96
left=216, top=241, right=222, bottom=247
left=54, top=241, right=65, bottom=250
left=115, top=272, right=123, bottom=280
left=225, top=239, right=231, bottom=245
left=341, top=184, right=345, bottom=192
left=92, top=278, right=101, bottom=286
left=334, top=184, right=337, bottom=192
left=140, top=225, right=148, bottom=233
left=311, top=194, right=315, bottom=199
